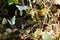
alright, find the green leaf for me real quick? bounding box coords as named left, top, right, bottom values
left=2, top=18, right=7, bottom=25
left=8, top=0, right=14, bottom=5
left=20, top=10, right=23, bottom=16
left=43, top=33, right=51, bottom=40
left=32, top=29, right=40, bottom=38
left=8, top=0, right=18, bottom=5
left=13, top=0, right=18, bottom=4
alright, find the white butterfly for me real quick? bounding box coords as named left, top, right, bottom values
left=7, top=16, right=16, bottom=25
left=16, top=5, right=28, bottom=10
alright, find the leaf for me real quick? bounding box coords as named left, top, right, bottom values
left=20, top=10, right=23, bottom=16
left=8, top=0, right=14, bottom=5
left=14, top=0, right=18, bottom=4
left=39, top=8, right=49, bottom=16
left=8, top=0, right=18, bottom=5
left=32, top=29, right=40, bottom=38
left=43, top=33, right=51, bottom=40
left=2, top=18, right=7, bottom=25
